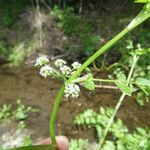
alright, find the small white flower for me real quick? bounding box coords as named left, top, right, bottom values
left=54, top=59, right=66, bottom=67
left=59, top=65, right=71, bottom=76
left=71, top=62, right=81, bottom=70
left=64, top=83, right=80, bottom=98
left=39, top=65, right=55, bottom=78
left=35, top=56, right=49, bottom=67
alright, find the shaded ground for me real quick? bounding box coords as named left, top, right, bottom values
left=0, top=66, right=150, bottom=146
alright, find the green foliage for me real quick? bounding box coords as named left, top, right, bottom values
left=22, top=136, right=32, bottom=147
left=51, top=7, right=78, bottom=36
left=13, top=99, right=38, bottom=121
left=0, top=99, right=38, bottom=122
left=83, top=74, right=95, bottom=91
left=110, top=40, right=150, bottom=105
left=0, top=0, right=29, bottom=27
left=69, top=139, right=89, bottom=150
left=102, top=141, right=115, bottom=150
left=135, top=0, right=150, bottom=3
left=74, top=107, right=150, bottom=150
left=137, top=30, right=150, bottom=48
left=135, top=77, right=150, bottom=106
left=0, top=146, right=4, bottom=150
left=0, top=42, right=8, bottom=56
left=8, top=43, right=26, bottom=66
left=118, top=40, right=150, bottom=69
left=136, top=91, right=149, bottom=106
left=114, top=72, right=132, bottom=96
left=0, top=104, right=11, bottom=120
left=51, top=6, right=101, bottom=56
left=135, top=77, right=150, bottom=87
left=115, top=80, right=132, bottom=96
left=0, top=42, right=27, bottom=66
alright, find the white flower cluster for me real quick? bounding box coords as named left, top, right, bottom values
left=54, top=59, right=66, bottom=67
left=35, top=56, right=49, bottom=67
left=72, top=62, right=81, bottom=70
left=54, top=59, right=81, bottom=77
left=60, top=65, right=71, bottom=76
left=39, top=65, right=55, bottom=78
left=64, top=83, right=80, bottom=98
left=35, top=56, right=82, bottom=98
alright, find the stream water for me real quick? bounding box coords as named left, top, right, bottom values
left=0, top=66, right=150, bottom=148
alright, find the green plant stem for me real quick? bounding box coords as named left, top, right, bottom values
left=72, top=76, right=114, bottom=84
left=93, top=79, right=114, bottom=83
left=106, top=62, right=129, bottom=71
left=96, top=55, right=139, bottom=150
left=67, top=28, right=130, bottom=83
left=49, top=84, right=65, bottom=148
left=126, top=55, right=139, bottom=83
left=49, top=4, right=150, bottom=149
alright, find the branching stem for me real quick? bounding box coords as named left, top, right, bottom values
left=96, top=55, right=139, bottom=150
left=49, top=3, right=150, bottom=149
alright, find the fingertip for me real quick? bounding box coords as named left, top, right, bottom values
left=56, top=136, right=69, bottom=150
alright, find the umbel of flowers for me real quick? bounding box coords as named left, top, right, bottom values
left=35, top=56, right=82, bottom=98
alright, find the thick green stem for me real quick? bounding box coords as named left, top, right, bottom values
left=96, top=55, right=139, bottom=150
left=93, top=79, right=114, bottom=83
left=49, top=84, right=65, bottom=148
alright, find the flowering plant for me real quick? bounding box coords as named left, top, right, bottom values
left=5, top=1, right=150, bottom=150
left=35, top=2, right=150, bottom=150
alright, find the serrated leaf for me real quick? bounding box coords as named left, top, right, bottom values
left=116, top=73, right=126, bottom=81
left=6, top=145, right=55, bottom=150
left=84, top=77, right=95, bottom=91
left=135, top=77, right=150, bottom=87
left=115, top=80, right=132, bottom=96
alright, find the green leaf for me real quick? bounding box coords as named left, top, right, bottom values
left=136, top=93, right=145, bottom=106
left=6, top=145, right=55, bottom=150
left=102, top=141, right=116, bottom=150
left=117, top=141, right=126, bottom=150
left=135, top=48, right=150, bottom=55
left=116, top=73, right=126, bottom=82
left=137, top=85, right=149, bottom=95
left=115, top=80, right=132, bottom=96
left=84, top=77, right=95, bottom=91
left=134, top=0, right=150, bottom=3
left=135, top=77, right=150, bottom=87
